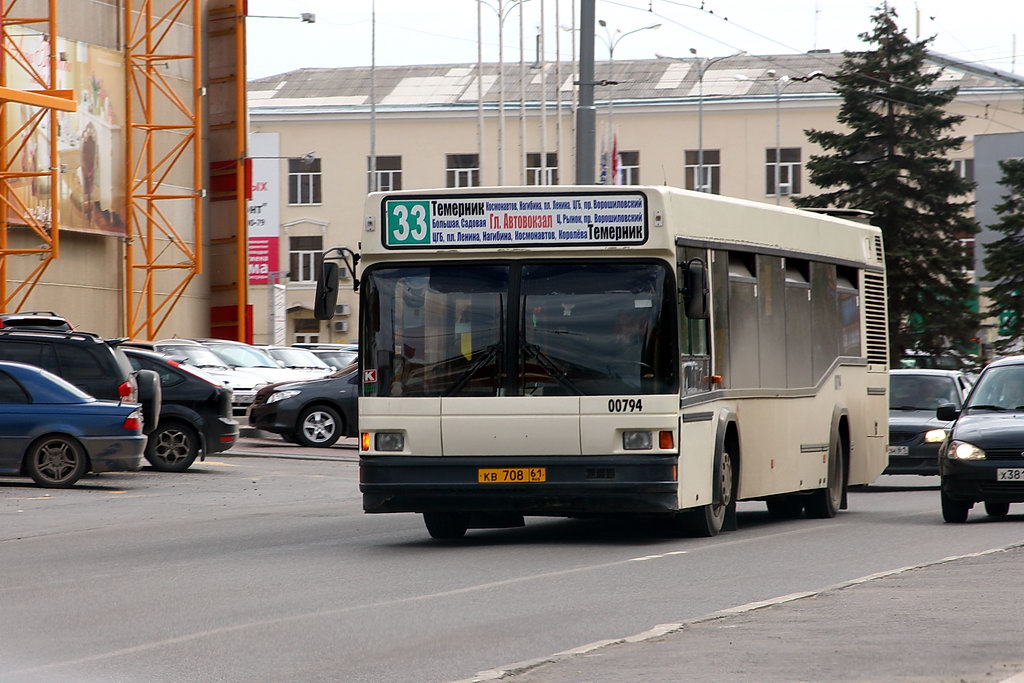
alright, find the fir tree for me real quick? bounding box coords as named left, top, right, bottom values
left=794, top=4, right=979, bottom=367
left=982, top=158, right=1024, bottom=355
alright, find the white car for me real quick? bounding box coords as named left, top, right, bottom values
left=256, top=345, right=334, bottom=380
left=194, top=339, right=325, bottom=386
left=152, top=339, right=268, bottom=418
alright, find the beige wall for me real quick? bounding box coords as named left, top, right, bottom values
left=249, top=86, right=1024, bottom=345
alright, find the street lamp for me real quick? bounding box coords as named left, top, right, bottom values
left=596, top=20, right=660, bottom=183
left=480, top=0, right=530, bottom=186
left=658, top=50, right=744, bottom=192
left=736, top=69, right=794, bottom=204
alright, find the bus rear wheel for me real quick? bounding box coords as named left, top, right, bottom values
left=423, top=512, right=469, bottom=540
left=806, top=433, right=845, bottom=519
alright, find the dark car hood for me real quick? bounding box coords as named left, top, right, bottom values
left=889, top=410, right=950, bottom=430
left=257, top=371, right=357, bottom=396
left=953, top=412, right=1024, bottom=449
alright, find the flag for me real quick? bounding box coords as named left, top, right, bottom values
left=612, top=132, right=621, bottom=185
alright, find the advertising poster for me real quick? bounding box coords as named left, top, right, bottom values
left=4, top=29, right=127, bottom=236
left=247, top=133, right=281, bottom=285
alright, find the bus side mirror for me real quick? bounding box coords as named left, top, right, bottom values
left=314, top=261, right=340, bottom=320
left=683, top=259, right=709, bottom=320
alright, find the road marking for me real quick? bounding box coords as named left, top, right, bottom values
left=628, top=550, right=688, bottom=562
left=199, top=461, right=239, bottom=467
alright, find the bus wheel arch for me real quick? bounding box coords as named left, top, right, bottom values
left=677, top=413, right=739, bottom=537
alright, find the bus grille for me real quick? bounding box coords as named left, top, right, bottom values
left=862, top=271, right=888, bottom=366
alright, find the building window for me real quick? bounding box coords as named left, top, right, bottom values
left=766, top=148, right=802, bottom=196
left=619, top=151, right=640, bottom=185
left=294, top=318, right=320, bottom=345
left=951, top=158, right=975, bottom=182
left=684, top=150, right=721, bottom=194
left=289, top=235, right=323, bottom=284
left=446, top=154, right=480, bottom=188
left=527, top=152, right=558, bottom=185
left=368, top=155, right=402, bottom=192
left=288, top=157, right=322, bottom=205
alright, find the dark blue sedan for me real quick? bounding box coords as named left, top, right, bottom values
left=0, top=361, right=146, bottom=487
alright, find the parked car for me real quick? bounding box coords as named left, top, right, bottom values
left=0, top=329, right=161, bottom=435
left=937, top=355, right=1024, bottom=522
left=293, top=343, right=357, bottom=370
left=0, top=361, right=146, bottom=487
left=256, top=345, right=333, bottom=379
left=148, top=339, right=267, bottom=418
left=122, top=348, right=239, bottom=472
left=0, top=311, right=72, bottom=332
left=193, top=339, right=316, bottom=386
left=886, top=369, right=973, bottom=475
left=249, top=369, right=358, bottom=447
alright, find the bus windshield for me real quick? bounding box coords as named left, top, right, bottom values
left=362, top=261, right=676, bottom=397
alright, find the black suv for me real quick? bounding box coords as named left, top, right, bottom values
left=123, top=348, right=239, bottom=471
left=0, top=329, right=161, bottom=435
left=0, top=311, right=72, bottom=332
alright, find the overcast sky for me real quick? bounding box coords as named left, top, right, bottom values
left=246, top=0, right=1023, bottom=80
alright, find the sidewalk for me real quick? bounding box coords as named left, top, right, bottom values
left=466, top=543, right=1024, bottom=683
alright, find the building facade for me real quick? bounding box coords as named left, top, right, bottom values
left=247, top=52, right=1024, bottom=346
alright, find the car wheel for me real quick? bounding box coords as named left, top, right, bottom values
left=145, top=422, right=199, bottom=472
left=294, top=405, right=343, bottom=448
left=26, top=435, right=87, bottom=488
left=984, top=501, right=1010, bottom=517
left=423, top=512, right=469, bottom=540
left=941, top=489, right=971, bottom=523
left=806, top=432, right=845, bottom=519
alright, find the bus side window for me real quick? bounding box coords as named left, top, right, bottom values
left=679, top=247, right=710, bottom=395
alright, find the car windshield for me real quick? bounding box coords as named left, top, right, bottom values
left=314, top=350, right=357, bottom=368
left=890, top=374, right=961, bottom=410
left=361, top=261, right=677, bottom=397
left=268, top=348, right=329, bottom=369
left=205, top=344, right=278, bottom=368
left=965, top=365, right=1024, bottom=411
left=158, top=344, right=229, bottom=369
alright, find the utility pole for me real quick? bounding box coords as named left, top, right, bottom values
left=575, top=0, right=596, bottom=184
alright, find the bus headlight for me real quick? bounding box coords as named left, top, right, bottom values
left=947, top=440, right=985, bottom=460
left=623, top=431, right=653, bottom=450
left=924, top=429, right=948, bottom=443
left=375, top=432, right=405, bottom=452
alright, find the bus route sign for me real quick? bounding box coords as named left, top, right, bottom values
left=382, top=192, right=648, bottom=248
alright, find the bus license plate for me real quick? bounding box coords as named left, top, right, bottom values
left=997, top=468, right=1024, bottom=481
left=478, top=467, right=546, bottom=483
left=887, top=446, right=909, bottom=456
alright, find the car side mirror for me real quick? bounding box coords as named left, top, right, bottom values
left=936, top=403, right=960, bottom=422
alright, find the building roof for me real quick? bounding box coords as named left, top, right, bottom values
left=249, top=52, right=1024, bottom=114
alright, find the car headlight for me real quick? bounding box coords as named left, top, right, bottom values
left=924, top=429, right=948, bottom=443
left=267, top=389, right=300, bottom=404
left=947, top=440, right=985, bottom=460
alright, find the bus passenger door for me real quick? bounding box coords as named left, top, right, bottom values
left=677, top=247, right=716, bottom=510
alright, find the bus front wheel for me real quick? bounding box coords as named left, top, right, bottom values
left=423, top=512, right=469, bottom=540
left=677, top=448, right=735, bottom=537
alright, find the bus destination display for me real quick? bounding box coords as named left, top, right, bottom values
left=383, top=192, right=647, bottom=248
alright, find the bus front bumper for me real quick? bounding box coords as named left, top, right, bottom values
left=360, top=455, right=679, bottom=515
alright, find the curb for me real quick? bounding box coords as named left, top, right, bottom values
left=457, top=541, right=1024, bottom=683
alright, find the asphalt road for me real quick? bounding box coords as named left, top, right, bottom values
left=2, top=442, right=1023, bottom=683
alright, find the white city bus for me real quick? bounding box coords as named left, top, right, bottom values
left=316, top=185, right=889, bottom=540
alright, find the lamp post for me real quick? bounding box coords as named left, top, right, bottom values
left=658, top=50, right=744, bottom=192
left=480, top=0, right=529, bottom=186
left=736, top=69, right=796, bottom=204
left=596, top=20, right=660, bottom=184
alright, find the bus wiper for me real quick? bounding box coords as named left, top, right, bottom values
left=522, top=342, right=583, bottom=395
left=444, top=343, right=501, bottom=397
left=968, top=404, right=1007, bottom=411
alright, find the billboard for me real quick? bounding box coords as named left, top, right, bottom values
left=4, top=29, right=127, bottom=236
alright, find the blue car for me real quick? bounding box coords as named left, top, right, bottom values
left=0, top=361, right=146, bottom=487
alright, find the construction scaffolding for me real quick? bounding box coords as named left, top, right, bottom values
left=0, top=0, right=76, bottom=311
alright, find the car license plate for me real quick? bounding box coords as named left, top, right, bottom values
left=887, top=445, right=910, bottom=456
left=997, top=468, right=1024, bottom=481
left=478, top=467, right=546, bottom=483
